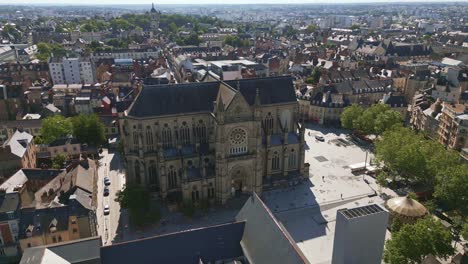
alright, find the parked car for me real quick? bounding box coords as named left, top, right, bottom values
left=104, top=177, right=111, bottom=186
left=315, top=135, right=325, bottom=141
left=104, top=186, right=110, bottom=196
left=104, top=205, right=110, bottom=215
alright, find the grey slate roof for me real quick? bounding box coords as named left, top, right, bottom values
left=20, top=236, right=101, bottom=264
left=127, top=76, right=297, bottom=118
left=100, top=222, right=246, bottom=264
left=235, top=193, right=309, bottom=264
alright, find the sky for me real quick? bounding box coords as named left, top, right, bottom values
left=1, top=0, right=464, bottom=5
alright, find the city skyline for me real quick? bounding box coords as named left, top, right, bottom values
left=2, top=0, right=465, bottom=5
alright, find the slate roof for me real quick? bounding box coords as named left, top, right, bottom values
left=19, top=204, right=90, bottom=239
left=100, top=222, right=246, bottom=264
left=235, top=193, right=309, bottom=264
left=0, top=192, right=20, bottom=221
left=383, top=95, right=408, bottom=107
left=127, top=76, right=297, bottom=118
left=20, top=236, right=101, bottom=264
left=0, top=169, right=62, bottom=193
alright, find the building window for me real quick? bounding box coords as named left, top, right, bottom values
left=133, top=131, right=139, bottom=149
left=58, top=236, right=62, bottom=242
left=179, top=122, right=191, bottom=145
left=288, top=149, right=297, bottom=169
left=229, top=128, right=248, bottom=155
left=149, top=161, right=158, bottom=186
left=263, top=112, right=274, bottom=133
left=192, top=187, right=200, bottom=201
left=168, top=166, right=177, bottom=189
left=134, top=162, right=141, bottom=184
left=27, top=243, right=31, bottom=248
left=146, top=126, right=154, bottom=151
left=162, top=125, right=172, bottom=148
left=208, top=183, right=215, bottom=199
left=194, top=121, right=207, bottom=143
left=272, top=151, right=280, bottom=171
left=52, top=237, right=57, bottom=243
left=73, top=228, right=78, bottom=233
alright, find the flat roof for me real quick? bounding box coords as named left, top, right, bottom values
left=339, top=204, right=385, bottom=220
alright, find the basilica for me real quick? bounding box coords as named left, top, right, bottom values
left=120, top=76, right=308, bottom=204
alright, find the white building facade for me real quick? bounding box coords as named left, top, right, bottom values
left=49, top=57, right=96, bottom=85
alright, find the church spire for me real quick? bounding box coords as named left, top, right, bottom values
left=151, top=2, right=157, bottom=13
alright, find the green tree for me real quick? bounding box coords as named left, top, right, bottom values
left=169, top=22, right=178, bottom=33
left=434, top=164, right=468, bottom=214
left=462, top=222, right=468, bottom=240
left=40, top=115, right=73, bottom=144
left=115, top=184, right=160, bottom=227
left=350, top=24, right=360, bottom=30
left=37, top=42, right=52, bottom=61
left=354, top=104, right=402, bottom=135
left=305, top=24, right=316, bottom=34
left=340, top=104, right=364, bottom=130
left=71, top=114, right=106, bottom=146
left=52, top=153, right=68, bottom=169
left=383, top=217, right=454, bottom=264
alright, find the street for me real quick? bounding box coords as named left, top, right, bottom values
left=96, top=149, right=126, bottom=245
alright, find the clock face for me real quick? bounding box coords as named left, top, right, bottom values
left=230, top=128, right=246, bottom=145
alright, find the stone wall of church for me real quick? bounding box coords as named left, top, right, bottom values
left=121, top=100, right=304, bottom=204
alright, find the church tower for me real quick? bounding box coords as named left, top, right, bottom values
left=150, top=3, right=160, bottom=32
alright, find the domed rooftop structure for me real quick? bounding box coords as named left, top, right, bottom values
left=386, top=196, right=428, bottom=218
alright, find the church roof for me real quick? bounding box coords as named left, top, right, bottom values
left=127, top=76, right=297, bottom=118
left=150, top=3, right=157, bottom=13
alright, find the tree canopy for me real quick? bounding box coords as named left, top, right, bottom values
left=115, top=184, right=160, bottom=227
left=40, top=114, right=105, bottom=146
left=341, top=104, right=403, bottom=135
left=223, top=35, right=250, bottom=47
left=70, top=114, right=106, bottom=147
left=375, top=126, right=460, bottom=186
left=383, top=217, right=454, bottom=264
left=434, top=164, right=468, bottom=214
left=40, top=115, right=73, bottom=144
left=52, top=153, right=68, bottom=169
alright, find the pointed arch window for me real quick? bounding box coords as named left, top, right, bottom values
left=272, top=151, right=280, bottom=171
left=263, top=112, right=274, bottom=133
left=180, top=122, right=191, bottom=145
left=161, top=124, right=172, bottom=148
left=146, top=126, right=154, bottom=151
left=168, top=166, right=177, bottom=189
left=288, top=149, right=297, bottom=169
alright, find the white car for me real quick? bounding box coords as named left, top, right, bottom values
left=103, top=205, right=110, bottom=215
left=104, top=177, right=111, bottom=186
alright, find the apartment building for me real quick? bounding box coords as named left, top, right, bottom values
left=49, top=57, right=96, bottom=85
left=437, top=103, right=468, bottom=150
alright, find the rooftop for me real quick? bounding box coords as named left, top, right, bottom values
left=339, top=204, right=385, bottom=220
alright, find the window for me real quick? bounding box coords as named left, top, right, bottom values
left=149, top=161, right=158, bottom=186
left=134, top=162, right=141, bottom=184
left=52, top=237, right=57, bottom=243
left=288, top=149, right=297, bottom=169
left=192, top=187, right=200, bottom=201
left=168, top=166, right=177, bottom=189
left=58, top=236, right=62, bottom=242
left=194, top=120, right=207, bottom=143
left=162, top=125, right=172, bottom=148
left=73, top=228, right=78, bottom=233
left=272, top=151, right=280, bottom=171
left=229, top=128, right=248, bottom=155
left=146, top=126, right=154, bottom=151
left=133, top=131, right=139, bottom=149
left=208, top=183, right=215, bottom=199
left=27, top=243, right=31, bottom=248
left=179, top=122, right=191, bottom=145
left=63, top=147, right=67, bottom=152
left=263, top=112, right=274, bottom=133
